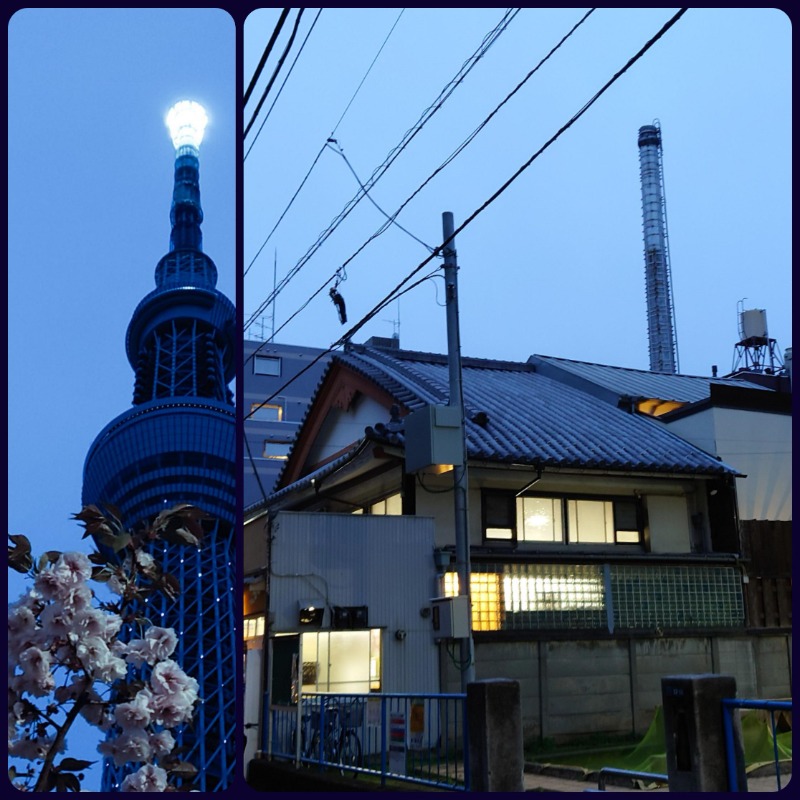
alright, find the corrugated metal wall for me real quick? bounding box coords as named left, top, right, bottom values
left=270, top=512, right=440, bottom=693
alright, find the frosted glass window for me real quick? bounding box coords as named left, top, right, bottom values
left=568, top=499, right=613, bottom=543
left=518, top=496, right=562, bottom=542
left=369, top=493, right=402, bottom=515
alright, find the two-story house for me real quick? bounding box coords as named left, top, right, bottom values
left=243, top=340, right=791, bottom=758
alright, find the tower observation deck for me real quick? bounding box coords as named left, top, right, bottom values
left=82, top=101, right=236, bottom=791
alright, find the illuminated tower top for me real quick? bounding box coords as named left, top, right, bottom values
left=83, top=99, right=235, bottom=526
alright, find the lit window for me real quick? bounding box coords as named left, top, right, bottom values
left=443, top=572, right=502, bottom=631
left=243, top=616, right=265, bottom=640
left=250, top=401, right=283, bottom=421
left=369, top=493, right=402, bottom=515
left=502, top=572, right=604, bottom=612
left=300, top=629, right=381, bottom=693
left=263, top=441, right=291, bottom=459
left=517, top=496, right=562, bottom=542
left=483, top=491, right=641, bottom=546
left=254, top=355, right=281, bottom=376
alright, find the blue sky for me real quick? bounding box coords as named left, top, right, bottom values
left=6, top=5, right=792, bottom=791
left=7, top=8, right=235, bottom=789
left=243, top=8, right=791, bottom=378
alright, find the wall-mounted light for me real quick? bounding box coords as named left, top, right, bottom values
left=298, top=600, right=324, bottom=628
left=433, top=548, right=452, bottom=573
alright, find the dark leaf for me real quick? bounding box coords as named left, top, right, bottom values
left=167, top=761, right=198, bottom=778
left=159, top=572, right=182, bottom=600
left=8, top=533, right=31, bottom=553
left=57, top=758, right=95, bottom=772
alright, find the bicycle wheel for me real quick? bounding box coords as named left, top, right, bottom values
left=338, top=730, right=362, bottom=775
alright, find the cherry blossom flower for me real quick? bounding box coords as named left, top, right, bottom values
left=114, top=691, right=153, bottom=731
left=124, top=625, right=178, bottom=667
left=120, top=763, right=168, bottom=792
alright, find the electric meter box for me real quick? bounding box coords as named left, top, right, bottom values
left=431, top=595, right=470, bottom=640
left=405, top=404, right=463, bottom=473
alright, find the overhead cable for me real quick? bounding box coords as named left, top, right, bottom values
left=244, top=8, right=306, bottom=140
left=244, top=8, right=290, bottom=107
left=244, top=8, right=519, bottom=330
left=244, top=9, right=323, bottom=162
left=328, top=9, right=690, bottom=347
left=243, top=8, right=406, bottom=276
left=250, top=7, right=596, bottom=343
left=243, top=8, right=690, bottom=503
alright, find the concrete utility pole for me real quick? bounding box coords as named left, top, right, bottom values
left=442, top=211, right=475, bottom=689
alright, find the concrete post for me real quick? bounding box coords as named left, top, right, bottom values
left=661, top=674, right=746, bottom=792
left=467, top=679, right=524, bottom=792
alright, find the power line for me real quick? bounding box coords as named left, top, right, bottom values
left=244, top=8, right=306, bottom=140
left=242, top=8, right=690, bottom=504
left=249, top=7, right=596, bottom=346
left=326, top=139, right=434, bottom=252
left=244, top=8, right=290, bottom=107
left=243, top=8, right=406, bottom=277
left=244, top=9, right=323, bottom=162
left=328, top=9, right=691, bottom=349
left=244, top=8, right=519, bottom=332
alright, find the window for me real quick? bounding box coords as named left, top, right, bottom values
left=243, top=616, right=265, bottom=640
left=483, top=491, right=641, bottom=546
left=444, top=572, right=502, bottom=631
left=300, top=629, right=381, bottom=693
left=263, top=440, right=291, bottom=459
left=250, top=401, right=283, bottom=422
left=253, top=355, right=281, bottom=376
left=368, top=493, right=402, bottom=516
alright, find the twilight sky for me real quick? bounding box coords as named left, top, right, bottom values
left=243, top=8, right=791, bottom=378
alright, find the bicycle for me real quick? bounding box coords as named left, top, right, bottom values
left=291, top=699, right=362, bottom=775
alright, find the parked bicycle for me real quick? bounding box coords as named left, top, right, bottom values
left=291, top=698, right=362, bottom=775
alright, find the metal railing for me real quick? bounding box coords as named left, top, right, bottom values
left=722, top=698, right=792, bottom=792
left=267, top=691, right=469, bottom=791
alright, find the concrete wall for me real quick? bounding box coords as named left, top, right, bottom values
left=443, top=634, right=792, bottom=743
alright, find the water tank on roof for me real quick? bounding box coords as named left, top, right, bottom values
left=740, top=309, right=768, bottom=341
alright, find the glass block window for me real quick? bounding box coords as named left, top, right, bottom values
left=610, top=564, right=745, bottom=629
left=443, top=572, right=503, bottom=631
left=444, top=562, right=744, bottom=633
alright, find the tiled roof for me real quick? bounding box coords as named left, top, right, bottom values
left=529, top=354, right=770, bottom=404
left=339, top=345, right=737, bottom=476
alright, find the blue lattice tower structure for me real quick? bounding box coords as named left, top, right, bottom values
left=82, top=102, right=236, bottom=791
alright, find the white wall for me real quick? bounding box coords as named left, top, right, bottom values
left=269, top=512, right=440, bottom=694
left=666, top=407, right=792, bottom=521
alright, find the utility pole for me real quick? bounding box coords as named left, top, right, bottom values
left=442, top=211, right=475, bottom=689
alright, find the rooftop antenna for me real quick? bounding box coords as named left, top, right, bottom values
left=384, top=299, right=401, bottom=343
left=638, top=120, right=679, bottom=373
left=269, top=249, right=277, bottom=342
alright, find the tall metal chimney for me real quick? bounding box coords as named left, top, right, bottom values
left=638, top=121, right=678, bottom=373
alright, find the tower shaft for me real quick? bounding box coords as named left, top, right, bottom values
left=638, top=123, right=678, bottom=373
left=82, top=105, right=236, bottom=791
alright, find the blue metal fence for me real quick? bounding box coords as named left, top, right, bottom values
left=722, top=698, right=792, bottom=792
left=267, top=692, right=469, bottom=791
